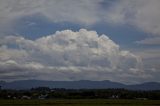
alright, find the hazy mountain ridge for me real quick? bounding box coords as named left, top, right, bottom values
left=0, top=80, right=160, bottom=90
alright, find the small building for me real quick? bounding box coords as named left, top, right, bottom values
left=21, top=95, right=31, bottom=99
left=110, top=95, right=119, bottom=99
left=38, top=94, right=48, bottom=99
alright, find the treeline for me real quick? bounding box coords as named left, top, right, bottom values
left=0, top=87, right=160, bottom=99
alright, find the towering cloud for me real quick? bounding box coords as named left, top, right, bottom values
left=0, top=29, right=144, bottom=83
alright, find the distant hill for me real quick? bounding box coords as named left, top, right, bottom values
left=0, top=80, right=160, bottom=90
left=126, top=82, right=160, bottom=90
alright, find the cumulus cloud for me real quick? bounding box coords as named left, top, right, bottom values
left=0, top=0, right=159, bottom=83
left=0, top=29, right=145, bottom=83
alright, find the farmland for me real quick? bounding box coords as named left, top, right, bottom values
left=0, top=99, right=160, bottom=106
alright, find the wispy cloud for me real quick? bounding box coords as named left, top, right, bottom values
left=136, top=37, right=160, bottom=45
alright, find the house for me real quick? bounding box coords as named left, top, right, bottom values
left=38, top=94, right=48, bottom=99
left=21, top=95, right=31, bottom=99
left=110, top=95, right=119, bottom=99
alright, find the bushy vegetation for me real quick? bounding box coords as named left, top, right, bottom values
left=0, top=87, right=160, bottom=100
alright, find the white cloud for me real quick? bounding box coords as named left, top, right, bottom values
left=0, top=29, right=145, bottom=83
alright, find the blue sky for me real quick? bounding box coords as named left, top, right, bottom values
left=13, top=14, right=148, bottom=49
left=0, top=0, right=160, bottom=84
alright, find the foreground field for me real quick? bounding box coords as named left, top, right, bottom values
left=0, top=99, right=160, bottom=106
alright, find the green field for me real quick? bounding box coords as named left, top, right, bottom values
left=0, top=99, right=160, bottom=106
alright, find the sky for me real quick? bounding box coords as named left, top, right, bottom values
left=0, top=0, right=160, bottom=84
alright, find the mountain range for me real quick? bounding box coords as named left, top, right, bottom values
left=0, top=80, right=160, bottom=90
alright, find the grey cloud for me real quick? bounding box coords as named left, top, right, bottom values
left=106, top=0, right=160, bottom=36
left=0, top=0, right=103, bottom=34
left=134, top=49, right=160, bottom=59
left=1, top=0, right=160, bottom=36
left=131, top=48, right=160, bottom=82
left=0, top=60, right=40, bottom=81
left=136, top=37, right=160, bottom=45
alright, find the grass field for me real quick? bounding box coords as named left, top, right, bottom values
left=0, top=99, right=160, bottom=106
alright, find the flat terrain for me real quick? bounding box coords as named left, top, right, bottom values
left=0, top=99, right=160, bottom=106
